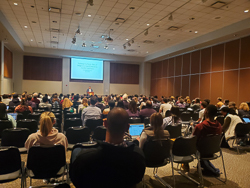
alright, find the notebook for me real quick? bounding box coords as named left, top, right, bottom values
left=8, top=113, right=17, bottom=121
left=129, top=124, right=145, bottom=138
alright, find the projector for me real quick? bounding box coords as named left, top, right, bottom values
left=105, top=37, right=113, bottom=42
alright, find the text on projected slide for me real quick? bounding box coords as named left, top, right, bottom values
left=71, top=58, right=103, bottom=80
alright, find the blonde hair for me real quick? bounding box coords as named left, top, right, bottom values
left=82, top=98, right=88, bottom=107
left=40, top=112, right=55, bottom=137
left=62, top=98, right=73, bottom=110
left=239, top=102, right=249, bottom=111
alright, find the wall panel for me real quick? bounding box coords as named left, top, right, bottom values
left=156, top=78, right=163, bottom=98
left=156, top=61, right=163, bottom=79
left=174, top=76, right=181, bottom=97
left=239, top=69, right=250, bottom=102
left=211, top=72, right=223, bottom=104
left=240, top=36, right=250, bottom=68
left=181, top=75, right=190, bottom=97
left=201, top=48, right=211, bottom=73
left=190, top=75, right=199, bottom=99
left=168, top=58, right=175, bottom=77
left=162, top=78, right=168, bottom=97
left=200, top=73, right=211, bottom=100
left=4, top=47, right=12, bottom=78
left=175, top=56, right=182, bottom=76
left=191, top=50, right=200, bottom=74
left=167, top=77, right=174, bottom=96
left=162, top=60, right=168, bottom=77
left=223, top=70, right=239, bottom=104
left=182, top=53, right=190, bottom=75
left=224, top=39, right=240, bottom=70
left=212, top=44, right=224, bottom=72
left=151, top=63, right=157, bottom=80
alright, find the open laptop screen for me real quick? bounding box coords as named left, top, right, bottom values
left=129, top=124, right=145, bottom=136
left=7, top=113, right=17, bottom=121
left=243, top=118, right=250, bottom=123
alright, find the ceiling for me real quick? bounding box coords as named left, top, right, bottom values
left=0, top=0, right=249, bottom=57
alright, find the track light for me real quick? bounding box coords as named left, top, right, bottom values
left=72, top=36, right=76, bottom=44
left=76, top=26, right=81, bottom=35
left=87, top=0, right=94, bottom=6
left=82, top=43, right=86, bottom=47
left=144, top=29, right=148, bottom=36
left=128, top=42, right=131, bottom=47
left=169, top=14, right=173, bottom=21
left=131, top=39, right=134, bottom=43
left=123, top=45, right=126, bottom=49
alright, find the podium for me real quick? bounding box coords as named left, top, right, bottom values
left=87, top=92, right=94, bottom=96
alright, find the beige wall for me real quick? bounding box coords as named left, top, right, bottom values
left=110, top=84, right=140, bottom=95
left=3, top=78, right=12, bottom=94
left=68, top=82, right=104, bottom=95
left=22, top=80, right=62, bottom=94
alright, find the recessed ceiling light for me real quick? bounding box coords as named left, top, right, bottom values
left=244, top=9, right=249, bottom=13
left=113, top=48, right=115, bottom=50
left=31, top=39, right=33, bottom=41
left=146, top=51, right=149, bottom=53
left=194, top=31, right=198, bottom=33
left=88, top=14, right=91, bottom=17
left=14, top=3, right=18, bottom=5
left=147, top=24, right=150, bottom=26
left=24, top=26, right=28, bottom=28
left=126, top=39, right=129, bottom=40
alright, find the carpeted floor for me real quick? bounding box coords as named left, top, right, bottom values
left=2, top=147, right=250, bottom=188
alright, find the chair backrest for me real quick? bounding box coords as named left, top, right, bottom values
left=128, top=117, right=141, bottom=124
left=66, top=126, right=90, bottom=144
left=34, top=109, right=46, bottom=114
left=0, top=147, right=21, bottom=183
left=17, top=113, right=24, bottom=121
left=196, top=134, right=221, bottom=157
left=1, top=128, right=30, bottom=148
left=172, top=136, right=197, bottom=156
left=28, top=113, right=41, bottom=125
left=235, top=123, right=250, bottom=137
left=179, top=108, right=186, bottom=113
left=27, top=145, right=66, bottom=179
left=164, top=123, right=182, bottom=138
left=85, top=119, right=103, bottom=132
left=181, top=111, right=192, bottom=121
left=144, top=117, right=150, bottom=125
left=65, top=113, right=80, bottom=120
left=17, top=119, right=38, bottom=133
left=153, top=107, right=159, bottom=112
left=216, top=115, right=225, bottom=126
left=165, top=110, right=172, bottom=117
left=38, top=107, right=49, bottom=111
left=192, top=112, right=199, bottom=121
left=143, top=138, right=171, bottom=165
left=64, top=118, right=82, bottom=131
left=93, top=126, right=107, bottom=141
left=0, top=120, right=13, bottom=138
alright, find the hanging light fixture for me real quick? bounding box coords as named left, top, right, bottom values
left=128, top=42, right=131, bottom=47
left=131, top=39, right=134, bottom=43
left=123, top=45, right=126, bottom=49
left=87, top=0, right=94, bottom=6
left=82, top=43, right=86, bottom=47
left=76, top=26, right=81, bottom=35
left=144, top=29, right=148, bottom=36
left=72, top=35, right=76, bottom=44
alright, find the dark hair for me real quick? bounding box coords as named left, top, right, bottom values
left=108, top=100, right=115, bottom=111
left=98, top=97, right=102, bottom=102
left=163, top=98, right=168, bottom=103
left=204, top=99, right=210, bottom=105
left=224, top=99, right=229, bottom=105
left=90, top=96, right=97, bottom=105
left=221, top=106, right=237, bottom=115
left=71, top=93, right=74, bottom=96
left=2, top=94, right=8, bottom=99
left=146, top=101, right=152, bottom=108
left=42, top=97, right=48, bottom=103
left=13, top=94, right=18, bottom=99
left=150, top=113, right=164, bottom=139
left=195, top=98, right=200, bottom=103
left=0, top=103, right=8, bottom=120
left=153, top=98, right=158, bottom=103
left=206, top=105, right=217, bottom=118
left=142, top=97, right=147, bottom=102
left=117, top=100, right=125, bottom=108
left=128, top=100, right=137, bottom=114
left=27, top=95, right=32, bottom=101
left=20, top=98, right=28, bottom=106
left=201, top=101, right=208, bottom=108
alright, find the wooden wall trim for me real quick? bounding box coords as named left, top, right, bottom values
left=4, top=46, right=12, bottom=78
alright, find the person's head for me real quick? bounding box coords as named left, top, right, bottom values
left=20, top=98, right=27, bottom=106
left=42, top=97, right=48, bottom=103
left=90, top=96, right=97, bottom=105
left=117, top=100, right=125, bottom=108
left=108, top=100, right=116, bottom=111
left=217, top=97, right=222, bottom=102
left=24, top=91, right=27, bottom=94
left=221, top=106, right=237, bottom=116
left=2, top=94, right=8, bottom=99
left=179, top=99, right=184, bottom=104
left=0, top=103, right=8, bottom=120
left=204, top=105, right=217, bottom=120
left=195, top=98, right=200, bottom=104
left=71, top=93, right=74, bottom=97
left=201, top=101, right=208, bottom=109
left=98, top=96, right=102, bottom=103
left=150, top=113, right=164, bottom=139
left=239, top=102, right=249, bottom=111
left=229, top=102, right=237, bottom=110
left=105, top=107, right=129, bottom=138
left=88, top=86, right=91, bottom=89
left=142, top=97, right=147, bottom=102
left=82, top=98, right=88, bottom=106
left=39, top=112, right=56, bottom=137
left=128, top=100, right=137, bottom=113
left=187, top=99, right=191, bottom=104
left=33, top=93, right=38, bottom=98
left=27, top=95, right=32, bottom=101
left=224, top=99, right=229, bottom=106
left=163, top=98, right=168, bottom=103
left=13, top=94, right=18, bottom=99
left=204, top=99, right=210, bottom=105
left=122, top=94, right=128, bottom=101
left=8, top=94, right=11, bottom=99
left=145, top=101, right=152, bottom=108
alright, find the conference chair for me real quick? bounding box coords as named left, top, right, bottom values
left=128, top=117, right=141, bottom=124
left=33, top=108, right=46, bottom=114
left=179, top=108, right=186, bottom=113
left=17, top=113, right=24, bottom=121
left=153, top=106, right=159, bottom=112
left=216, top=115, right=225, bottom=126
left=85, top=119, right=103, bottom=133
left=0, top=120, right=12, bottom=138
left=197, top=134, right=227, bottom=183
left=17, top=119, right=38, bottom=134
left=66, top=126, right=90, bottom=150
left=228, top=122, right=250, bottom=154
left=180, top=111, right=192, bottom=122
left=93, top=126, right=107, bottom=141
left=172, top=136, right=203, bottom=187
left=38, top=107, right=49, bottom=111
left=64, top=113, right=80, bottom=121
left=192, top=111, right=199, bottom=121
left=143, top=137, right=174, bottom=188
left=0, top=146, right=25, bottom=188
left=54, top=112, right=62, bottom=132
left=25, top=145, right=68, bottom=187
left=144, top=117, right=150, bottom=126
left=164, top=123, right=182, bottom=139
left=64, top=118, right=82, bottom=132
left=1, top=128, right=30, bottom=153
left=28, top=113, right=41, bottom=125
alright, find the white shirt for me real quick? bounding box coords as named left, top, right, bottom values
left=160, top=103, right=172, bottom=117
left=199, top=108, right=205, bottom=122
left=89, top=89, right=92, bottom=92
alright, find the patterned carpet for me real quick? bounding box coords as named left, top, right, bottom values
left=2, top=147, right=250, bottom=188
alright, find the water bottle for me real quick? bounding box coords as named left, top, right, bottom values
left=189, top=117, right=194, bottom=135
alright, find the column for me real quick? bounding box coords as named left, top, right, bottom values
left=103, top=61, right=110, bottom=95
left=13, top=51, right=23, bottom=93
left=62, top=57, right=70, bottom=94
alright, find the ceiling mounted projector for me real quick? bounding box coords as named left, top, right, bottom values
left=105, top=29, right=113, bottom=42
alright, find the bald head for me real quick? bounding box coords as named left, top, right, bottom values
left=107, top=107, right=129, bottom=136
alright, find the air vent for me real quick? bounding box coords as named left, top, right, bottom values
left=115, top=18, right=126, bottom=23
left=48, top=7, right=61, bottom=13
left=210, top=1, right=227, bottom=9
left=127, top=49, right=136, bottom=52
left=167, top=26, right=179, bottom=31
left=143, top=40, right=154, bottom=44
left=50, top=28, right=60, bottom=32
left=50, top=41, right=58, bottom=44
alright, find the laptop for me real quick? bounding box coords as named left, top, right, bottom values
left=7, top=113, right=17, bottom=121
left=242, top=117, right=250, bottom=123
left=129, top=123, right=145, bottom=139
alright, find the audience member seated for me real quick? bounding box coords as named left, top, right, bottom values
left=152, top=98, right=160, bottom=108
left=197, top=101, right=208, bottom=123
left=2, top=94, right=11, bottom=105
left=229, top=101, right=238, bottom=114
left=159, top=98, right=172, bottom=117
left=117, top=100, right=125, bottom=109
left=39, top=97, right=52, bottom=110
left=139, top=101, right=156, bottom=121
left=103, top=100, right=115, bottom=116
left=37, top=93, right=43, bottom=102
left=9, top=94, right=20, bottom=108
left=25, top=111, right=68, bottom=151
left=78, top=98, right=88, bottom=113
left=216, top=97, right=223, bottom=108
left=70, top=107, right=146, bottom=188
left=176, top=99, right=186, bottom=108
left=0, top=103, right=16, bottom=127
left=162, top=106, right=182, bottom=129
left=204, top=99, right=210, bottom=105
left=134, top=96, right=140, bottom=105
left=62, top=97, right=73, bottom=110
left=185, top=98, right=191, bottom=107
left=139, top=97, right=147, bottom=110
left=126, top=100, right=139, bottom=117
left=26, top=95, right=36, bottom=109
left=96, top=96, right=105, bottom=111
left=122, top=93, right=129, bottom=109
left=220, top=99, right=229, bottom=109
left=220, top=107, right=243, bottom=147
left=190, top=98, right=201, bottom=110
left=81, top=96, right=101, bottom=125
left=31, top=93, right=40, bottom=105
left=52, top=94, right=60, bottom=106
left=15, top=98, right=33, bottom=113
left=238, top=102, right=249, bottom=117
left=139, top=113, right=170, bottom=149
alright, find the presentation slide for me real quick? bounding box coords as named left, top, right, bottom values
left=71, top=58, right=103, bottom=80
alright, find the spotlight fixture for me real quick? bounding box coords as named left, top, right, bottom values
left=82, top=43, right=86, bottom=47
left=244, top=9, right=249, bottom=13
left=131, top=39, right=134, bottom=43
left=123, top=45, right=126, bottom=49
left=14, top=2, right=18, bottom=5
left=30, top=39, right=33, bottom=41
left=128, top=42, right=131, bottom=47
left=87, top=0, right=94, bottom=6
left=147, top=24, right=150, bottom=26
left=126, top=39, right=129, bottom=41
left=169, top=14, right=173, bottom=21
left=144, top=29, right=148, bottom=36
left=24, top=26, right=28, bottom=28
left=88, top=14, right=92, bottom=17
left=72, top=36, right=76, bottom=44
left=194, top=31, right=198, bottom=33
left=75, top=26, right=81, bottom=35
left=104, top=45, right=108, bottom=49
